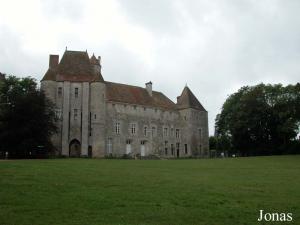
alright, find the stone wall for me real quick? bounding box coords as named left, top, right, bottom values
left=41, top=80, right=209, bottom=158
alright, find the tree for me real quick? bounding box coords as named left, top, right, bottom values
left=215, top=83, right=300, bottom=156
left=209, top=136, right=217, bottom=150
left=0, top=75, right=56, bottom=158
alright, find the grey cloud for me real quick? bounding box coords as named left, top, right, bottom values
left=1, top=0, right=300, bottom=135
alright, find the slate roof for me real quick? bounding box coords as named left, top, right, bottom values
left=42, top=50, right=205, bottom=111
left=176, top=86, right=206, bottom=111
left=106, top=82, right=177, bottom=110
left=41, top=50, right=104, bottom=82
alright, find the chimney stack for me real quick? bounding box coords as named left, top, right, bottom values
left=146, top=81, right=152, bottom=96
left=49, top=55, right=59, bottom=69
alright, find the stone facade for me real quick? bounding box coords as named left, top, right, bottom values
left=41, top=49, right=209, bottom=158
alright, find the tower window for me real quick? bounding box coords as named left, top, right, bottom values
left=57, top=87, right=62, bottom=97
left=74, top=109, right=78, bottom=120
left=115, top=122, right=120, bottom=134
left=75, top=88, right=79, bottom=98
left=131, top=123, right=136, bottom=134
left=199, top=128, right=202, bottom=139
left=175, top=129, right=180, bottom=139
left=151, top=127, right=156, bottom=137
left=163, top=127, right=168, bottom=137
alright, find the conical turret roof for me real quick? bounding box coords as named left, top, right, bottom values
left=177, top=86, right=206, bottom=111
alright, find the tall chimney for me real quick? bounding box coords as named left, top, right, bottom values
left=49, top=55, right=59, bottom=69
left=146, top=81, right=152, bottom=96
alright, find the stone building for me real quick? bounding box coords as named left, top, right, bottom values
left=41, top=49, right=209, bottom=158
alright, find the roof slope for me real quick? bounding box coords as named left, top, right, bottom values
left=42, top=50, right=104, bottom=82
left=177, top=86, right=206, bottom=111
left=106, top=82, right=177, bottom=110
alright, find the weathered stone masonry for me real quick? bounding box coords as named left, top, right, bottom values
left=41, top=49, right=209, bottom=158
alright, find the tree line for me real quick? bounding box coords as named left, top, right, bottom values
left=211, top=83, right=300, bottom=156
left=0, top=75, right=56, bottom=158
left=1, top=73, right=299, bottom=158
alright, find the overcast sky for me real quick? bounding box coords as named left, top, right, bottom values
left=1, top=0, right=300, bottom=135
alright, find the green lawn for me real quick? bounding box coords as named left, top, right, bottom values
left=0, top=156, right=299, bottom=225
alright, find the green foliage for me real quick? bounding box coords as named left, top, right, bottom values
left=216, top=83, right=300, bottom=155
left=209, top=136, right=217, bottom=150
left=0, top=75, right=56, bottom=158
left=0, top=157, right=299, bottom=225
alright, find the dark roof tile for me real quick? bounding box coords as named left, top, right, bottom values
left=177, top=86, right=206, bottom=111
left=106, top=82, right=176, bottom=110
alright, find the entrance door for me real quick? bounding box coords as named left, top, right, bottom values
left=140, top=141, right=146, bottom=156
left=88, top=146, right=92, bottom=158
left=126, top=140, right=131, bottom=154
left=69, top=139, right=81, bottom=157
left=176, top=143, right=180, bottom=158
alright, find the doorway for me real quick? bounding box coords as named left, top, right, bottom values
left=176, top=143, right=180, bottom=158
left=126, top=140, right=132, bottom=154
left=140, top=141, right=146, bottom=157
left=88, top=146, right=92, bottom=158
left=69, top=139, right=81, bottom=157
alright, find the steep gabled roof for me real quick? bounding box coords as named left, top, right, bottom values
left=106, top=82, right=177, bottom=110
left=177, top=86, right=206, bottom=111
left=58, top=50, right=92, bottom=76
left=41, top=50, right=104, bottom=82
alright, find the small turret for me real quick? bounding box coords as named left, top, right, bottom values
left=90, top=54, right=101, bottom=75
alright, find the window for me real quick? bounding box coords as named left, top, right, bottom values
left=57, top=87, right=62, bottom=97
left=184, top=144, right=188, bottom=154
left=144, top=126, right=148, bottom=136
left=151, top=126, right=156, bottom=137
left=165, top=141, right=168, bottom=155
left=54, top=109, right=62, bottom=119
left=94, top=114, right=96, bottom=119
left=74, top=109, right=78, bottom=120
left=131, top=123, right=136, bottom=134
left=75, top=88, right=79, bottom=98
left=171, top=144, right=174, bottom=155
left=126, top=140, right=131, bottom=144
left=89, top=112, right=92, bottom=136
left=107, top=138, right=112, bottom=154
left=163, top=127, right=168, bottom=137
left=115, top=122, right=120, bottom=134
left=175, top=129, right=180, bottom=139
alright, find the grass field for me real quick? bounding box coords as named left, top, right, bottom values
left=0, top=156, right=299, bottom=225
